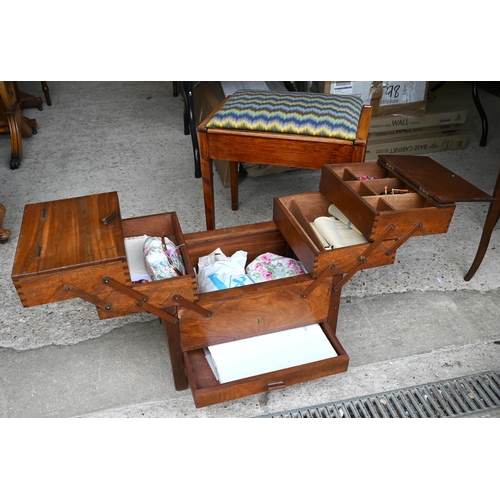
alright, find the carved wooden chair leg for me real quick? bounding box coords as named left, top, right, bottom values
left=41, top=82, right=52, bottom=106
left=464, top=169, right=500, bottom=280
left=5, top=109, right=23, bottom=169
left=1, top=81, right=35, bottom=169
left=0, top=204, right=11, bottom=243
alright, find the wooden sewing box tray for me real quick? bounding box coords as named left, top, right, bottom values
left=11, top=155, right=493, bottom=408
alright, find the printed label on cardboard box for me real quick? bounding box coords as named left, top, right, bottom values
left=380, top=82, right=427, bottom=107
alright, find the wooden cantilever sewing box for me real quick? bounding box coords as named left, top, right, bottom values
left=11, top=155, right=493, bottom=408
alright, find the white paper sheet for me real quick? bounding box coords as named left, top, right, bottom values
left=205, top=324, right=337, bottom=384
left=124, top=235, right=150, bottom=282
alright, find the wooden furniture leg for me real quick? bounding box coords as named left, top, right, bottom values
left=2, top=109, right=23, bottom=169
left=1, top=81, right=37, bottom=169
left=0, top=204, right=10, bottom=243
left=200, top=130, right=216, bottom=231
left=230, top=161, right=239, bottom=211
left=41, top=82, right=52, bottom=106
left=464, top=169, right=500, bottom=280
left=161, top=317, right=189, bottom=391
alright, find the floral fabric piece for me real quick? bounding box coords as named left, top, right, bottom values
left=144, top=236, right=183, bottom=281
left=246, top=252, right=307, bottom=282
left=164, top=236, right=186, bottom=276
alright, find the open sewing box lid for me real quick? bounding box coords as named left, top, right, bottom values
left=11, top=192, right=131, bottom=308
left=12, top=191, right=126, bottom=279
left=377, top=155, right=495, bottom=205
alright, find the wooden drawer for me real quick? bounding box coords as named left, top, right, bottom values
left=319, top=155, right=494, bottom=242
left=96, top=212, right=198, bottom=320
left=184, top=321, right=349, bottom=408
left=273, top=191, right=396, bottom=277
left=319, top=160, right=454, bottom=241
left=11, top=192, right=197, bottom=320
left=178, top=221, right=349, bottom=407
left=180, top=221, right=333, bottom=348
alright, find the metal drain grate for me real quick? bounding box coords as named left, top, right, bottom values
left=260, top=371, right=500, bottom=418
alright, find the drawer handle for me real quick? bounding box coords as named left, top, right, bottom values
left=102, top=211, right=116, bottom=225
left=266, top=381, right=285, bottom=391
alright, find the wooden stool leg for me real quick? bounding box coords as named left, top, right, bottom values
left=0, top=204, right=11, bottom=243
left=464, top=170, right=500, bottom=281
left=230, top=161, right=239, bottom=211
left=199, top=129, right=216, bottom=230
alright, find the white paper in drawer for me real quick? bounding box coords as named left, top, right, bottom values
left=204, top=323, right=337, bottom=384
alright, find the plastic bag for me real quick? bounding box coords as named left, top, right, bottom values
left=197, top=248, right=255, bottom=293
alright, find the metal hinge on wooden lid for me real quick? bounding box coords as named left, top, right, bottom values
left=419, top=186, right=430, bottom=197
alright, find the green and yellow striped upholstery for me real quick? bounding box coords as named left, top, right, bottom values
left=206, top=90, right=364, bottom=141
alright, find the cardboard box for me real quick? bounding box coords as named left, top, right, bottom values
left=322, top=81, right=383, bottom=106
left=323, top=81, right=428, bottom=117
left=369, top=124, right=464, bottom=141
left=369, top=93, right=468, bottom=133
left=365, top=129, right=468, bottom=160
left=374, top=81, right=428, bottom=117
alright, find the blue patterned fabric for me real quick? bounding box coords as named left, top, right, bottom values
left=206, top=90, right=364, bottom=141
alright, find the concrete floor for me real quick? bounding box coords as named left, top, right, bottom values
left=1, top=81, right=499, bottom=418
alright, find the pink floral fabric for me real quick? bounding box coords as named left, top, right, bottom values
left=246, top=252, right=307, bottom=282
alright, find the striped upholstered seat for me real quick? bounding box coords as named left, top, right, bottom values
left=198, top=87, right=372, bottom=231
left=206, top=90, right=364, bottom=141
